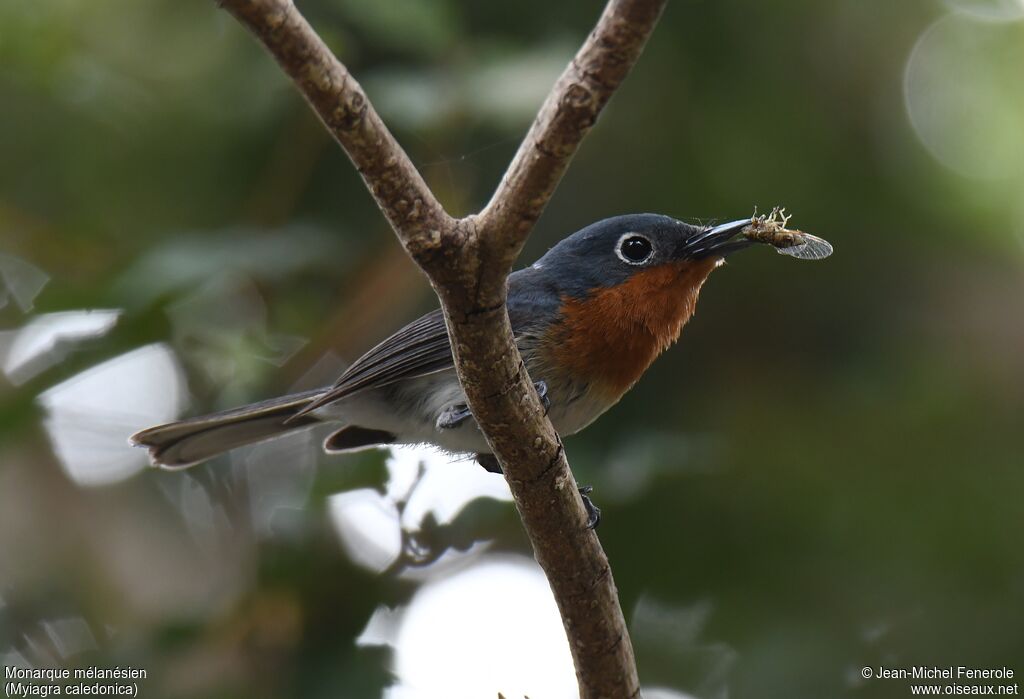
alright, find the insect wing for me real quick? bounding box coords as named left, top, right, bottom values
left=777, top=233, right=833, bottom=260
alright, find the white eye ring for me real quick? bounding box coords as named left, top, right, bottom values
left=615, top=233, right=655, bottom=265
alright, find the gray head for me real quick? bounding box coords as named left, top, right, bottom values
left=525, top=214, right=753, bottom=299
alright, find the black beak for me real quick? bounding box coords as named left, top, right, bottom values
left=683, top=218, right=755, bottom=259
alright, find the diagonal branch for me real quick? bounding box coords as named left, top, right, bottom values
left=218, top=0, right=455, bottom=263
left=479, top=0, right=667, bottom=269
left=214, top=1, right=666, bottom=696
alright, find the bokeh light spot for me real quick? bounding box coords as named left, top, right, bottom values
left=0, top=310, right=120, bottom=385
left=942, top=0, right=1024, bottom=21
left=904, top=13, right=1024, bottom=180
left=38, top=343, right=188, bottom=486
left=364, top=555, right=577, bottom=699
left=329, top=488, right=403, bottom=574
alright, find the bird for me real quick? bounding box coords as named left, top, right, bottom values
left=132, top=214, right=777, bottom=525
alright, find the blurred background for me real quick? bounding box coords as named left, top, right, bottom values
left=1, top=0, right=1022, bottom=697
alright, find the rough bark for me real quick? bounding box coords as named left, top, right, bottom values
left=215, top=1, right=667, bottom=696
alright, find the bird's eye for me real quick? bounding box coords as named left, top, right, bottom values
left=616, top=234, right=654, bottom=264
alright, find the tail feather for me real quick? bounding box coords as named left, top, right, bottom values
left=130, top=388, right=325, bottom=470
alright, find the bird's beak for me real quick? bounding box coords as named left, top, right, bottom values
left=683, top=218, right=755, bottom=259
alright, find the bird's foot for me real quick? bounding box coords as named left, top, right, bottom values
left=477, top=456, right=599, bottom=527
left=437, top=403, right=472, bottom=430
left=440, top=381, right=547, bottom=431
left=533, top=379, right=551, bottom=414
left=579, top=485, right=601, bottom=529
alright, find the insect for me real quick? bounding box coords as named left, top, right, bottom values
left=742, top=207, right=833, bottom=261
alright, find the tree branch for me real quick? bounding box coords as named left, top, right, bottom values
left=215, top=1, right=666, bottom=696
left=479, top=0, right=667, bottom=268
left=218, top=0, right=455, bottom=264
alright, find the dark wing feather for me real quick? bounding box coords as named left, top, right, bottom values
left=331, top=311, right=451, bottom=388
left=292, top=309, right=454, bottom=418
left=290, top=267, right=561, bottom=421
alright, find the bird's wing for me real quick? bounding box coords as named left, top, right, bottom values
left=293, top=309, right=454, bottom=418
left=292, top=269, right=559, bottom=420
left=332, top=309, right=454, bottom=393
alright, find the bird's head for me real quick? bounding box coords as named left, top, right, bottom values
left=527, top=214, right=759, bottom=397
left=532, top=213, right=755, bottom=299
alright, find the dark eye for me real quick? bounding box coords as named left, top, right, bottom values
left=617, top=234, right=653, bottom=264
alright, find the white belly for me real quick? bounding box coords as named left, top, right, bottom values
left=314, top=369, right=616, bottom=455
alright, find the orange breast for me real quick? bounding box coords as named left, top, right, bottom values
left=545, top=258, right=719, bottom=400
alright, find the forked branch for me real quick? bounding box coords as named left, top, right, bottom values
left=214, top=1, right=666, bottom=696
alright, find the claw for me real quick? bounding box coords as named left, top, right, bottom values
left=437, top=403, right=472, bottom=430
left=442, top=382, right=547, bottom=430
left=534, top=379, right=551, bottom=415
left=579, top=485, right=601, bottom=529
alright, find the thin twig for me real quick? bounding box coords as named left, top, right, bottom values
left=213, top=1, right=666, bottom=696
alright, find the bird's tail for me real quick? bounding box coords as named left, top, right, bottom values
left=130, top=388, right=326, bottom=470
